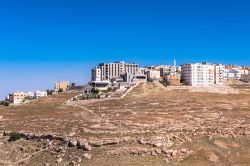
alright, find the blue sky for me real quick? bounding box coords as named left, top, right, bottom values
left=0, top=0, right=250, bottom=99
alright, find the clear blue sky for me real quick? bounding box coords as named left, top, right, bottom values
left=0, top=0, right=250, bottom=99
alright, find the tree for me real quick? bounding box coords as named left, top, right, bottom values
left=58, top=88, right=63, bottom=93
left=0, top=101, right=9, bottom=106
left=91, top=88, right=99, bottom=94
left=71, top=82, right=76, bottom=87
left=46, top=90, right=54, bottom=95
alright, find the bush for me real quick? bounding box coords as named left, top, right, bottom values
left=9, top=132, right=21, bottom=142
left=58, top=88, right=63, bottom=93
left=0, top=101, right=9, bottom=106
left=91, top=88, right=99, bottom=94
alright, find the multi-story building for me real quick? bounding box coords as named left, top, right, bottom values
left=35, top=90, right=47, bottom=98
left=55, top=81, right=69, bottom=92
left=181, top=62, right=225, bottom=86
left=9, top=91, right=27, bottom=104
left=146, top=70, right=161, bottom=80
left=91, top=61, right=140, bottom=82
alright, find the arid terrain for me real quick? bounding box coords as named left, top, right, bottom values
left=0, top=82, right=250, bottom=166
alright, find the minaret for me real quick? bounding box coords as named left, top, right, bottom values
left=173, top=59, right=176, bottom=67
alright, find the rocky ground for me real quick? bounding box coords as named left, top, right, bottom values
left=0, top=82, right=250, bottom=165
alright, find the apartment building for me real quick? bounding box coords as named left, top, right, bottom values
left=181, top=62, right=225, bottom=86
left=9, top=91, right=27, bottom=104
left=55, top=81, right=69, bottom=92
left=91, top=61, right=140, bottom=82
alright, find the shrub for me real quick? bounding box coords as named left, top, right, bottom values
left=0, top=101, right=9, bottom=106
left=9, top=132, right=21, bottom=142
left=58, top=88, right=63, bottom=93
left=91, top=88, right=99, bottom=94
left=107, top=87, right=112, bottom=92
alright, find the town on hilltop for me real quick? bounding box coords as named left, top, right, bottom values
left=2, top=60, right=250, bottom=106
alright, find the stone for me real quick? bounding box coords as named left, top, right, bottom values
left=172, top=150, right=177, bottom=157
left=181, top=148, right=187, bottom=153
left=155, top=149, right=162, bottom=154
left=162, top=149, right=173, bottom=155
left=164, top=159, right=170, bottom=163
left=69, top=139, right=78, bottom=147
left=138, top=139, right=147, bottom=145
left=83, top=143, right=92, bottom=151
left=83, top=153, right=91, bottom=160
left=56, top=157, right=62, bottom=163
left=151, top=151, right=157, bottom=156
left=69, top=161, right=76, bottom=165
left=152, top=141, right=162, bottom=147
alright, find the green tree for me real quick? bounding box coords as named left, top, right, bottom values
left=91, top=88, right=99, bottom=94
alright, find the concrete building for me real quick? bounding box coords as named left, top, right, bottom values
left=83, top=84, right=93, bottom=95
left=225, top=65, right=250, bottom=80
left=146, top=70, right=161, bottom=80
left=91, top=61, right=140, bottom=82
left=35, top=90, right=47, bottom=98
left=9, top=91, right=27, bottom=104
left=181, top=62, right=225, bottom=86
left=163, top=74, right=181, bottom=86
left=26, top=92, right=35, bottom=98
left=55, top=81, right=69, bottom=92
left=123, top=73, right=147, bottom=83
left=88, top=81, right=111, bottom=91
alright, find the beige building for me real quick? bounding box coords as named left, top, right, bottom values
left=146, top=70, right=161, bottom=80
left=9, top=91, right=27, bottom=104
left=55, top=81, right=69, bottom=92
left=163, top=74, right=181, bottom=86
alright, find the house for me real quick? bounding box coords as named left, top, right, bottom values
left=83, top=84, right=93, bottom=95
left=26, top=92, right=35, bottom=98
left=55, top=81, right=69, bottom=92
left=146, top=70, right=161, bottom=80
left=35, top=90, right=47, bottom=98
left=163, top=74, right=181, bottom=86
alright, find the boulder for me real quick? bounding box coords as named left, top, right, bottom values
left=56, top=157, right=62, bottom=163
left=69, top=139, right=78, bottom=147
left=151, top=151, right=157, bottom=156
left=83, top=153, right=91, bottom=160
left=155, top=149, right=162, bottom=154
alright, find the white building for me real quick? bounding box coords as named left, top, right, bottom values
left=91, top=61, right=143, bottom=83
left=35, top=90, right=47, bottom=98
left=26, top=92, right=35, bottom=98
left=181, top=62, right=225, bottom=86
left=9, top=91, right=27, bottom=104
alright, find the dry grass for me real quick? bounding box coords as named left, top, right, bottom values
left=0, top=82, right=250, bottom=165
